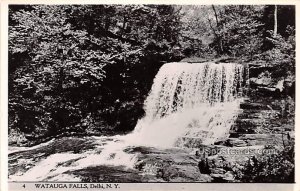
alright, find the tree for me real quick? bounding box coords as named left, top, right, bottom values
left=9, top=5, right=109, bottom=137
left=9, top=5, right=183, bottom=143
left=179, top=5, right=215, bottom=57
left=274, top=5, right=278, bottom=37
left=211, top=5, right=264, bottom=59
left=211, top=5, right=224, bottom=54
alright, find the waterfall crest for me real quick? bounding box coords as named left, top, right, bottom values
left=145, top=62, right=245, bottom=119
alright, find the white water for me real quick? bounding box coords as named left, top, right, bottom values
left=129, top=62, right=245, bottom=147
left=10, top=62, right=247, bottom=181
left=73, top=62, right=246, bottom=166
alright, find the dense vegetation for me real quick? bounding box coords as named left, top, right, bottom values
left=238, top=142, right=294, bottom=182
left=9, top=5, right=295, bottom=145
left=9, top=5, right=183, bottom=143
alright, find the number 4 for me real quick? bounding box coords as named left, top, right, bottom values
left=22, top=184, right=25, bottom=188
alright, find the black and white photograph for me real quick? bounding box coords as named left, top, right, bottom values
left=3, top=2, right=296, bottom=188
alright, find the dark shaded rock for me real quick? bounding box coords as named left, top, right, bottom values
left=224, top=138, right=247, bottom=147
left=248, top=65, right=274, bottom=78
left=256, top=86, right=281, bottom=97
left=282, top=80, right=295, bottom=98
left=165, top=165, right=211, bottom=182
left=235, top=119, right=261, bottom=127
left=214, top=57, right=240, bottom=63
left=231, top=125, right=256, bottom=134
left=124, top=146, right=168, bottom=155
left=240, top=102, right=271, bottom=110
left=125, top=146, right=191, bottom=156
left=228, top=132, right=242, bottom=138
left=210, top=168, right=226, bottom=174
left=210, top=170, right=234, bottom=182
left=70, top=165, right=144, bottom=182
left=198, top=158, right=210, bottom=174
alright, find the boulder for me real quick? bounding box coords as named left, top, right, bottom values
left=287, top=131, right=295, bottom=140
left=223, top=171, right=235, bottom=181
left=282, top=80, right=295, bottom=97
left=250, top=77, right=272, bottom=87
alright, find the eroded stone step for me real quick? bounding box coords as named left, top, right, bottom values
left=237, top=110, right=280, bottom=119
left=232, top=118, right=294, bottom=134
left=240, top=102, right=274, bottom=110
left=226, top=133, right=293, bottom=146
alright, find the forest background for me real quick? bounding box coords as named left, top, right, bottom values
left=8, top=5, right=295, bottom=145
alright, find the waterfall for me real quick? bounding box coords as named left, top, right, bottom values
left=83, top=62, right=248, bottom=167
left=127, top=62, right=247, bottom=147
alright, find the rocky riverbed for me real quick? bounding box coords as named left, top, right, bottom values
left=6, top=136, right=259, bottom=182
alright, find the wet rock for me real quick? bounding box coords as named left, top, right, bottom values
left=223, top=171, right=235, bottom=181
left=211, top=173, right=224, bottom=178
left=210, top=168, right=226, bottom=174
left=240, top=103, right=271, bottom=110
left=210, top=171, right=235, bottom=182
left=224, top=138, right=247, bottom=147
left=248, top=65, right=273, bottom=78
left=70, top=165, right=144, bottom=182
left=250, top=77, right=272, bottom=87
left=288, top=131, right=295, bottom=140
left=237, top=110, right=280, bottom=119
left=239, top=134, right=288, bottom=146
left=198, top=158, right=210, bottom=174
left=237, top=110, right=262, bottom=119
left=231, top=125, right=256, bottom=134
left=282, top=80, right=295, bottom=97
left=128, top=146, right=213, bottom=182
left=8, top=137, right=100, bottom=177
left=168, top=165, right=206, bottom=182
left=248, top=71, right=285, bottom=97
left=256, top=86, right=281, bottom=97
left=235, top=118, right=261, bottom=127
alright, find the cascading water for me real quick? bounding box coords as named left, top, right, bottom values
left=11, top=62, right=248, bottom=181
left=129, top=62, right=247, bottom=147
left=95, top=62, right=247, bottom=166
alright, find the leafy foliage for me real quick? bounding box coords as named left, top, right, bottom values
left=9, top=5, right=183, bottom=143
left=211, top=5, right=265, bottom=58
left=258, top=26, right=295, bottom=79
left=237, top=142, right=294, bottom=182
left=179, top=5, right=215, bottom=57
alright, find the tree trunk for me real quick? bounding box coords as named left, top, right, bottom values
left=212, top=5, right=219, bottom=27
left=274, top=5, right=278, bottom=37
left=211, top=5, right=223, bottom=54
